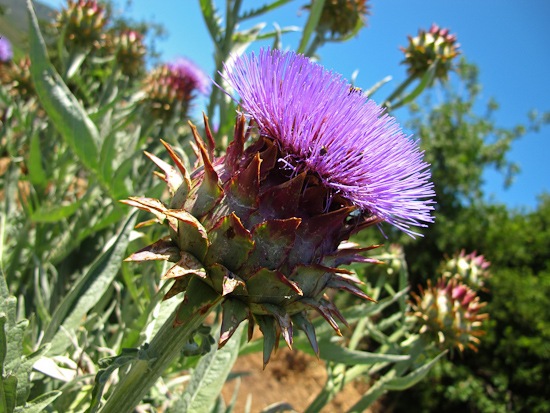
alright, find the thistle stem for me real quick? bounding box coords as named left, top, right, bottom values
left=382, top=74, right=416, bottom=109
left=100, top=279, right=222, bottom=413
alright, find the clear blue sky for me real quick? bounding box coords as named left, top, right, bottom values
left=39, top=0, right=550, bottom=210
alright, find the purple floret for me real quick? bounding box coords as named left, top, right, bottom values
left=0, top=36, right=13, bottom=62
left=221, top=48, right=435, bottom=237
left=168, top=57, right=211, bottom=95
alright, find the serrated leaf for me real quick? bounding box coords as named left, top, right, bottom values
left=26, top=0, right=100, bottom=173
left=238, top=0, right=293, bottom=21
left=172, top=325, right=244, bottom=413
left=43, top=212, right=137, bottom=354
left=200, top=0, right=223, bottom=43
left=230, top=23, right=266, bottom=57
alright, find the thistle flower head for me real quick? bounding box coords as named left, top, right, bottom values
left=0, top=36, right=13, bottom=63
left=310, top=0, right=370, bottom=37
left=401, top=23, right=460, bottom=81
left=221, top=48, right=435, bottom=237
left=124, top=50, right=434, bottom=365
left=112, top=29, right=146, bottom=77
left=143, top=58, right=210, bottom=120
left=1, top=57, right=34, bottom=101
left=411, top=277, right=488, bottom=352
left=56, top=0, right=108, bottom=48
left=442, top=250, right=491, bottom=290
left=168, top=58, right=211, bottom=95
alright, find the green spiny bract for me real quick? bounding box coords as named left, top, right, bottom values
left=410, top=277, right=488, bottom=353
left=123, top=114, right=381, bottom=365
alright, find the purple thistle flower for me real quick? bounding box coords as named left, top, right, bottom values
left=220, top=48, right=435, bottom=237
left=167, top=57, right=211, bottom=95
left=0, top=36, right=13, bottom=62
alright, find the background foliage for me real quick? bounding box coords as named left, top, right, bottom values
left=1, top=0, right=549, bottom=412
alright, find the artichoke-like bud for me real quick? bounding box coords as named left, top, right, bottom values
left=55, top=0, right=107, bottom=48
left=401, top=23, right=460, bottom=81
left=411, top=278, right=488, bottom=352
left=125, top=49, right=435, bottom=365
left=442, top=250, right=490, bottom=290
left=309, top=0, right=370, bottom=38
left=112, top=30, right=146, bottom=77
left=1, top=57, right=34, bottom=101
left=142, top=58, right=209, bottom=121
left=0, top=35, right=13, bottom=64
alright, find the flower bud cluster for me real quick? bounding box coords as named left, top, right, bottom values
left=401, top=23, right=460, bottom=81
left=55, top=0, right=108, bottom=48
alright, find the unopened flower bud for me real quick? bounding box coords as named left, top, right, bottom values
left=401, top=23, right=460, bottom=81
left=2, top=57, right=34, bottom=101
left=443, top=250, right=490, bottom=290
left=411, top=277, right=487, bottom=352
left=113, top=30, right=146, bottom=77
left=308, top=0, right=369, bottom=38
left=143, top=58, right=209, bottom=121
left=55, top=0, right=108, bottom=48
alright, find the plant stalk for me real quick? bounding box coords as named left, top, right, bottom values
left=100, top=278, right=222, bottom=413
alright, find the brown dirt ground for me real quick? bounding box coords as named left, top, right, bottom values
left=221, top=348, right=373, bottom=413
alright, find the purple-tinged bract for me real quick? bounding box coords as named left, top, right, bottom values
left=221, top=49, right=435, bottom=236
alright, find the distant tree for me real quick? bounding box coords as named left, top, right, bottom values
left=388, top=59, right=550, bottom=412
left=399, top=60, right=525, bottom=281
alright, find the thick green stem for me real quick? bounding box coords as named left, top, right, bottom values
left=100, top=278, right=222, bottom=413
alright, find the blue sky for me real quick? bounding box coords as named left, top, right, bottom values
left=38, top=0, right=550, bottom=210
